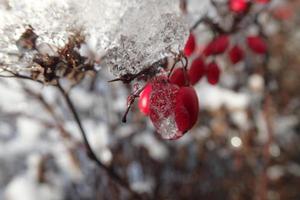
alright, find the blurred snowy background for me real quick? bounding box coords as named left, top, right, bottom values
left=0, top=0, right=300, bottom=200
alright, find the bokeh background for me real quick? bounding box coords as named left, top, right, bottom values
left=0, top=0, right=300, bottom=200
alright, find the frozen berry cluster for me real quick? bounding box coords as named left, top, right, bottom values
left=132, top=0, right=271, bottom=140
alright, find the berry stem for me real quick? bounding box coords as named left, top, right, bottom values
left=168, top=53, right=187, bottom=79
left=122, top=94, right=138, bottom=123
left=122, top=85, right=145, bottom=123
left=180, top=55, right=190, bottom=86
left=168, top=58, right=180, bottom=79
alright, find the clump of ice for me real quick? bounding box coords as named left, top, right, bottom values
left=156, top=116, right=179, bottom=140
left=0, top=0, right=189, bottom=77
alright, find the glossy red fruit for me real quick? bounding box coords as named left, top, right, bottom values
left=204, top=35, right=230, bottom=56
left=229, top=0, right=248, bottom=13
left=175, top=87, right=199, bottom=134
left=184, top=33, right=196, bottom=57
left=273, top=5, right=293, bottom=20
left=229, top=45, right=244, bottom=64
left=206, top=61, right=221, bottom=85
left=169, top=68, right=186, bottom=87
left=255, top=0, right=270, bottom=4
left=188, top=56, right=206, bottom=85
left=247, top=36, right=267, bottom=54
left=149, top=76, right=199, bottom=140
left=138, top=83, right=152, bottom=115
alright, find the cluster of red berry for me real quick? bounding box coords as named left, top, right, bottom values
left=185, top=33, right=267, bottom=67
left=176, top=30, right=266, bottom=85
left=229, top=0, right=270, bottom=13
left=135, top=0, right=270, bottom=140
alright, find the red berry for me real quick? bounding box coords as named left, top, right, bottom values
left=184, top=33, right=196, bottom=57
left=255, top=0, right=270, bottom=4
left=188, top=56, right=206, bottom=85
left=206, top=61, right=221, bottom=85
left=229, top=45, right=244, bottom=64
left=229, top=0, right=248, bottom=13
left=149, top=76, right=199, bottom=140
left=138, top=83, right=152, bottom=115
left=247, top=36, right=267, bottom=54
left=175, top=87, right=199, bottom=134
left=273, top=5, right=293, bottom=20
left=169, top=68, right=186, bottom=87
left=204, top=35, right=230, bottom=56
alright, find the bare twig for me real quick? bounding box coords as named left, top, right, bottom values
left=122, top=87, right=145, bottom=123
left=179, top=0, right=187, bottom=14
left=0, top=71, right=144, bottom=198
left=256, top=94, right=274, bottom=200
left=22, top=86, right=77, bottom=142
left=56, top=82, right=144, bottom=199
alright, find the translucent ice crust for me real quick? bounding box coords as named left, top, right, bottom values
left=0, top=0, right=189, bottom=76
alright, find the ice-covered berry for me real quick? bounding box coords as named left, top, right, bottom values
left=149, top=76, right=199, bottom=139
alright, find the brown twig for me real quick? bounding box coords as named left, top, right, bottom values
left=22, top=86, right=77, bottom=142
left=0, top=72, right=144, bottom=199
left=56, top=82, right=144, bottom=199
left=256, top=93, right=274, bottom=200
left=122, top=87, right=144, bottom=123
left=179, top=0, right=187, bottom=14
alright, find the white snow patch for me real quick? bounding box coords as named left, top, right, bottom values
left=196, top=81, right=249, bottom=111
left=133, top=132, right=169, bottom=161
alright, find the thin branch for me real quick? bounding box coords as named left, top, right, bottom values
left=22, top=86, right=77, bottom=142
left=122, top=87, right=144, bottom=123
left=0, top=71, right=144, bottom=198
left=190, top=17, right=205, bottom=32
left=0, top=67, right=43, bottom=83
left=179, top=0, right=187, bottom=14
left=56, top=82, right=144, bottom=199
